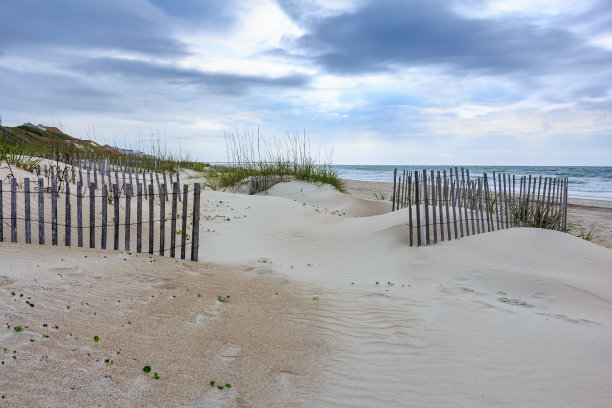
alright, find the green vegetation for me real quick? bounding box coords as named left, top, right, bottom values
left=93, top=335, right=100, bottom=342
left=217, top=295, right=230, bottom=302
left=13, top=326, right=22, bottom=332
left=153, top=372, right=160, bottom=379
left=143, top=365, right=152, bottom=373
left=0, top=125, right=207, bottom=174
left=201, top=130, right=345, bottom=192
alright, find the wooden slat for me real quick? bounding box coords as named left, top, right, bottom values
left=423, top=170, right=430, bottom=245
left=65, top=176, right=71, bottom=246
left=137, top=184, right=142, bottom=253
left=38, top=178, right=45, bottom=245
left=430, top=170, right=437, bottom=244
left=191, top=183, right=201, bottom=262
left=181, top=184, right=188, bottom=259
left=392, top=168, right=397, bottom=211
left=407, top=172, right=413, bottom=246
left=450, top=180, right=458, bottom=239
left=170, top=182, right=178, bottom=258
left=101, top=183, right=107, bottom=250
left=89, top=182, right=95, bottom=248
left=159, top=184, right=166, bottom=255
left=562, top=178, right=569, bottom=232
left=125, top=184, right=131, bottom=251
left=52, top=178, right=58, bottom=245
left=437, top=171, right=444, bottom=241
left=472, top=181, right=480, bottom=234
left=114, top=184, right=120, bottom=250
left=484, top=174, right=492, bottom=232
left=77, top=181, right=83, bottom=247
left=149, top=184, right=154, bottom=255
left=477, top=177, right=485, bottom=233
left=25, top=178, right=31, bottom=244
left=11, top=178, right=17, bottom=243
left=444, top=170, right=451, bottom=240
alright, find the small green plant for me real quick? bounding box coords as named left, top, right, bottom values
left=312, top=296, right=319, bottom=300
left=210, top=380, right=215, bottom=386
left=154, top=372, right=160, bottom=379
left=3, top=347, right=7, bottom=353
left=127, top=321, right=132, bottom=325
left=217, top=385, right=224, bottom=389
left=13, top=326, right=22, bottom=332
left=143, top=365, right=151, bottom=373
left=198, top=293, right=201, bottom=297
left=217, top=295, right=230, bottom=302
left=225, top=384, right=231, bottom=388
left=93, top=335, right=100, bottom=342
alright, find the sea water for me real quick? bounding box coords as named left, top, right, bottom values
left=332, top=165, right=612, bottom=201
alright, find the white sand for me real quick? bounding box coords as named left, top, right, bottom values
left=2, top=168, right=612, bottom=407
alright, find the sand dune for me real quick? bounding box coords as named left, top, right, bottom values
left=2, top=174, right=612, bottom=407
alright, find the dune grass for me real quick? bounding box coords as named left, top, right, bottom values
left=201, top=130, right=345, bottom=192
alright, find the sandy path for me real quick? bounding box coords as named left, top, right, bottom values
left=0, top=244, right=327, bottom=407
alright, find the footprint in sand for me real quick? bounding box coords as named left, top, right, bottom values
left=497, top=297, right=534, bottom=308
left=0, top=275, right=16, bottom=286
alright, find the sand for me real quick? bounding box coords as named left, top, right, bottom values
left=2, top=167, right=612, bottom=407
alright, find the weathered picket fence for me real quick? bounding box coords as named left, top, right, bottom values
left=249, top=175, right=286, bottom=195
left=391, top=168, right=568, bottom=247
left=0, top=174, right=201, bottom=261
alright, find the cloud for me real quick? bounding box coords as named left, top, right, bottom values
left=72, top=57, right=311, bottom=95
left=292, top=0, right=612, bottom=77
left=0, top=0, right=186, bottom=57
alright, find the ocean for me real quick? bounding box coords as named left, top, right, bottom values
left=332, top=165, right=612, bottom=201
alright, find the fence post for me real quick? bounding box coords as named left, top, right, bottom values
left=114, top=184, right=120, bottom=250
left=101, top=184, right=107, bottom=250
left=408, top=172, right=413, bottom=246
left=137, top=184, right=142, bottom=253
left=430, top=170, right=437, bottom=244
left=52, top=178, right=58, bottom=245
left=77, top=181, right=83, bottom=247
left=415, top=172, right=421, bottom=246
left=423, top=170, right=430, bottom=245
left=191, top=183, right=201, bottom=262
left=65, top=175, right=71, bottom=246
left=159, top=184, right=166, bottom=255
left=181, top=184, right=188, bottom=259
left=89, top=182, right=95, bottom=248
left=38, top=178, right=45, bottom=245
left=25, top=178, right=31, bottom=244
left=170, top=182, right=178, bottom=258
left=125, top=184, right=131, bottom=251
left=149, top=184, right=154, bottom=255
left=562, top=178, right=568, bottom=232
left=11, top=178, right=17, bottom=243
left=392, top=168, right=397, bottom=211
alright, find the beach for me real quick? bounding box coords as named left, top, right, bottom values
left=1, top=168, right=612, bottom=407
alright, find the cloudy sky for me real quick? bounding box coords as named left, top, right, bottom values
left=1, top=0, right=611, bottom=165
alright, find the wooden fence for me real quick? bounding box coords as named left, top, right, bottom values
left=0, top=173, right=201, bottom=261
left=249, top=175, right=286, bottom=195
left=391, top=167, right=568, bottom=247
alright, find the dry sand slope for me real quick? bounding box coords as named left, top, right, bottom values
left=2, top=177, right=612, bottom=407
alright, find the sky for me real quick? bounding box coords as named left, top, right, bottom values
left=1, top=0, right=611, bottom=165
